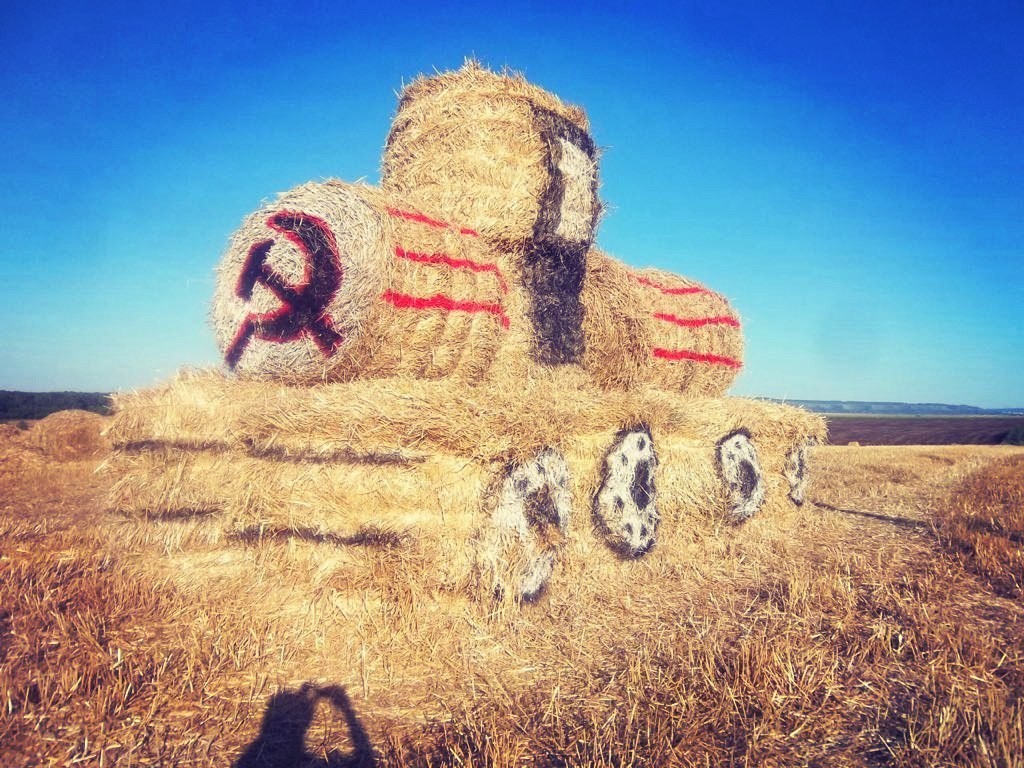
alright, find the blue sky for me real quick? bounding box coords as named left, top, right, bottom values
left=2, top=1, right=1021, bottom=406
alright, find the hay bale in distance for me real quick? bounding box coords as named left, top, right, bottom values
left=0, top=422, right=22, bottom=442
left=27, top=410, right=110, bottom=461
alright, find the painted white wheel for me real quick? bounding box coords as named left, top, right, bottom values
left=481, top=448, right=571, bottom=602
left=717, top=430, right=765, bottom=523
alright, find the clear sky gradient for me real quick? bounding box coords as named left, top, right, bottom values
left=2, top=1, right=1021, bottom=406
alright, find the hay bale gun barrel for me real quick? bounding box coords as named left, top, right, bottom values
left=582, top=251, right=744, bottom=396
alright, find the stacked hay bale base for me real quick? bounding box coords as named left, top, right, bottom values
left=106, top=372, right=825, bottom=602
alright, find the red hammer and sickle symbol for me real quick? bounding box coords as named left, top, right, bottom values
left=225, top=211, right=345, bottom=368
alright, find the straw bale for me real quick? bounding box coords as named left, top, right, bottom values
left=211, top=181, right=513, bottom=384
left=579, top=251, right=652, bottom=390
left=107, top=444, right=577, bottom=601
left=104, top=433, right=765, bottom=601
left=107, top=446, right=490, bottom=586
left=106, top=370, right=824, bottom=600
left=210, top=63, right=747, bottom=396
left=580, top=254, right=744, bottom=397
left=211, top=181, right=386, bottom=382
left=381, top=62, right=601, bottom=370
left=367, top=188, right=515, bottom=383
left=633, top=266, right=744, bottom=396
left=107, top=370, right=824, bottom=465
left=383, top=61, right=596, bottom=247
left=0, top=443, right=48, bottom=486
left=378, top=63, right=744, bottom=394
left=566, top=419, right=811, bottom=558
left=106, top=371, right=249, bottom=449
left=108, top=448, right=485, bottom=532
left=26, top=409, right=110, bottom=461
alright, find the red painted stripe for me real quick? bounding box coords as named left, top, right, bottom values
left=394, top=247, right=508, bottom=293
left=386, top=207, right=479, bottom=237
left=653, top=312, right=740, bottom=329
left=634, top=275, right=711, bottom=296
left=652, top=347, right=743, bottom=368
left=381, top=290, right=510, bottom=328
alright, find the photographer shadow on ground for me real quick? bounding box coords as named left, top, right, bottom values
left=235, top=682, right=376, bottom=768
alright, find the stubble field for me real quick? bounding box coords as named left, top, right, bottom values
left=1, top=413, right=1022, bottom=767
left=825, top=416, right=1024, bottom=447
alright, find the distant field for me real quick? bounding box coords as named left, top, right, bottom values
left=826, top=415, right=1024, bottom=445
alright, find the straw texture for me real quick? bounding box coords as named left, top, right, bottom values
left=26, top=410, right=110, bottom=461
left=212, top=182, right=513, bottom=385
left=581, top=251, right=744, bottom=396
left=106, top=372, right=825, bottom=597
left=211, top=63, right=742, bottom=397
left=383, top=61, right=595, bottom=247
left=106, top=370, right=824, bottom=464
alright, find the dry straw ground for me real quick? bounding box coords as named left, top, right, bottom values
left=2, top=413, right=1023, bottom=767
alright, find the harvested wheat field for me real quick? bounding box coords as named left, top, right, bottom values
left=2, top=414, right=1023, bottom=767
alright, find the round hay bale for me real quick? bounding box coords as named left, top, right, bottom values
left=0, top=422, right=22, bottom=442
left=211, top=182, right=511, bottom=383
left=382, top=61, right=599, bottom=247
left=212, top=181, right=391, bottom=382
left=27, top=410, right=110, bottom=461
left=580, top=250, right=651, bottom=390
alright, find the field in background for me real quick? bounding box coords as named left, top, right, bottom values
left=1, top=414, right=1023, bottom=766
left=825, top=415, right=1024, bottom=446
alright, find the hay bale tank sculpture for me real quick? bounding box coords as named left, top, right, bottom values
left=117, top=63, right=825, bottom=601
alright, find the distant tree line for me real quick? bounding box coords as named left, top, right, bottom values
left=0, top=391, right=112, bottom=420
